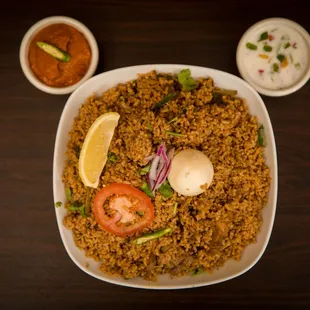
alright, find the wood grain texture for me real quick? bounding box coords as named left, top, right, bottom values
left=1, top=0, right=310, bottom=309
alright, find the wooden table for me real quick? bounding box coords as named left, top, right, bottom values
left=1, top=0, right=310, bottom=308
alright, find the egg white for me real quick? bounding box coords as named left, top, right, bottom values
left=168, top=149, right=214, bottom=196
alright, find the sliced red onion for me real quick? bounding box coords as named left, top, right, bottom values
left=164, top=148, right=174, bottom=177
left=147, top=173, right=155, bottom=190
left=153, top=164, right=168, bottom=191
left=156, top=155, right=165, bottom=175
left=149, top=144, right=165, bottom=181
left=157, top=144, right=166, bottom=155
left=160, top=149, right=169, bottom=163
left=158, top=161, right=172, bottom=185
left=149, top=154, right=160, bottom=180
left=152, top=162, right=166, bottom=191
left=147, top=144, right=174, bottom=193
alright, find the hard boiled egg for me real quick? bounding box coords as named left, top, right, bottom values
left=168, top=149, right=214, bottom=196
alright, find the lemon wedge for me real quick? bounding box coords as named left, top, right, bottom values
left=78, top=112, right=120, bottom=188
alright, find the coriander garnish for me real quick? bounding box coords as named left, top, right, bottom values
left=139, top=164, right=151, bottom=175
left=140, top=182, right=154, bottom=198
left=295, top=63, right=301, bottom=69
left=107, top=152, right=117, bottom=163
left=55, top=201, right=62, bottom=208
left=68, top=202, right=87, bottom=217
left=65, top=187, right=72, bottom=202
left=159, top=181, right=174, bottom=198
left=263, top=44, right=272, bottom=52
left=246, top=42, right=257, bottom=50
left=277, top=54, right=285, bottom=63
left=192, top=267, right=204, bottom=276
left=272, top=63, right=280, bottom=73
left=136, top=211, right=145, bottom=217
left=281, top=34, right=290, bottom=40
left=177, top=69, right=198, bottom=91
left=258, top=32, right=268, bottom=42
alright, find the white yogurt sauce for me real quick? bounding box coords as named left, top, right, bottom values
left=242, top=25, right=309, bottom=90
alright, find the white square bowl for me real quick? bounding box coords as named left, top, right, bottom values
left=53, top=64, right=278, bottom=289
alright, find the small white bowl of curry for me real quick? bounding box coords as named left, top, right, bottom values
left=20, top=16, right=99, bottom=95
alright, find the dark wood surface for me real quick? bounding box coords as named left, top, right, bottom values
left=1, top=0, right=310, bottom=309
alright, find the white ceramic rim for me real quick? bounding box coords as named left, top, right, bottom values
left=19, top=16, right=99, bottom=95
left=53, top=64, right=278, bottom=289
left=236, top=18, right=310, bottom=97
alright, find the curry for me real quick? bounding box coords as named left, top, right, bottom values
left=28, top=23, right=91, bottom=87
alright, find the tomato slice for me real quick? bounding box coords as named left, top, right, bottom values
left=93, top=183, right=155, bottom=237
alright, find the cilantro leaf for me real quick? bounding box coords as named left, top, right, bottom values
left=140, top=164, right=151, bottom=175
left=107, top=152, right=117, bottom=163
left=177, top=69, right=198, bottom=91
left=68, top=202, right=87, bottom=217
left=140, top=182, right=154, bottom=198
left=65, top=187, right=72, bottom=202
left=55, top=201, right=62, bottom=208
left=246, top=42, right=257, bottom=50
left=258, top=32, right=268, bottom=42
left=159, top=181, right=174, bottom=198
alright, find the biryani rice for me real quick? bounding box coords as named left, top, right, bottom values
left=62, top=70, right=270, bottom=281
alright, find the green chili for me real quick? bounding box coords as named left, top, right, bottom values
left=133, top=228, right=173, bottom=245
